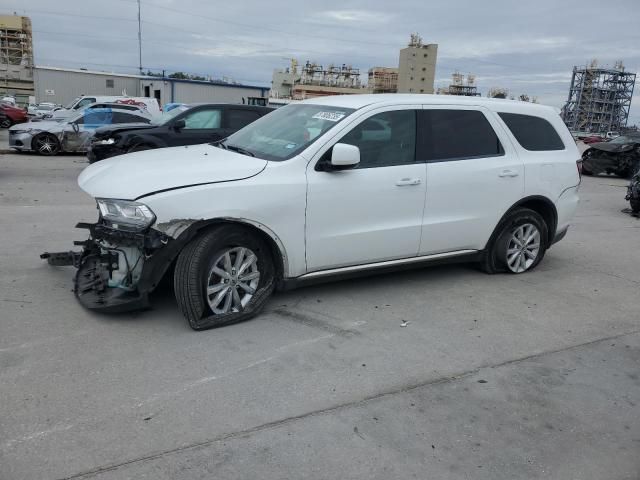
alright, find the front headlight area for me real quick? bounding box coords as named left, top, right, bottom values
left=90, top=199, right=158, bottom=291
left=93, top=137, right=116, bottom=145
left=97, top=198, right=156, bottom=231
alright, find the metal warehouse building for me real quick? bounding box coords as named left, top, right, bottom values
left=33, top=66, right=269, bottom=107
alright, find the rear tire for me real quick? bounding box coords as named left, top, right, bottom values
left=630, top=197, right=640, bottom=214
left=174, top=225, right=276, bottom=330
left=480, top=208, right=548, bottom=274
left=0, top=118, right=12, bottom=128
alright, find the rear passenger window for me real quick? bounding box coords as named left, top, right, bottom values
left=420, top=110, right=504, bottom=162
left=498, top=112, right=564, bottom=151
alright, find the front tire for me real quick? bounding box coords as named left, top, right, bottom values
left=174, top=225, right=276, bottom=330
left=480, top=208, right=548, bottom=274
left=0, top=118, right=12, bottom=128
left=33, top=133, right=61, bottom=156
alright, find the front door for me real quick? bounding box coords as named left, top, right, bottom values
left=305, top=106, right=426, bottom=271
left=418, top=106, right=524, bottom=254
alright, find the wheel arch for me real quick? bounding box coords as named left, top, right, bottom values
left=126, top=133, right=164, bottom=150
left=488, top=195, right=558, bottom=248
left=162, top=217, right=288, bottom=282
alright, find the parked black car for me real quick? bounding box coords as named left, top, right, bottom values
left=87, top=103, right=273, bottom=163
left=581, top=134, right=640, bottom=178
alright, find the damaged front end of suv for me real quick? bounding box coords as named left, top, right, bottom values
left=41, top=199, right=192, bottom=312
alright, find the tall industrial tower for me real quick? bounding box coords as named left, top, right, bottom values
left=562, top=61, right=636, bottom=134
left=0, top=15, right=34, bottom=102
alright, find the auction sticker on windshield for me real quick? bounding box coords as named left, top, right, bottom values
left=312, top=111, right=346, bottom=122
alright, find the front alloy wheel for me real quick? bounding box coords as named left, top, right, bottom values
left=34, top=133, right=60, bottom=156
left=206, top=247, right=261, bottom=314
left=505, top=223, right=541, bottom=273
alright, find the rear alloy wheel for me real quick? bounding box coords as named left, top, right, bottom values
left=480, top=208, right=548, bottom=274
left=504, top=223, right=541, bottom=273
left=33, top=133, right=60, bottom=156
left=174, top=225, right=276, bottom=330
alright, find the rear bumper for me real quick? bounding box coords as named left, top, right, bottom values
left=550, top=226, right=569, bottom=246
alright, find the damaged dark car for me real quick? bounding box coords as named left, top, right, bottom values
left=581, top=134, right=640, bottom=178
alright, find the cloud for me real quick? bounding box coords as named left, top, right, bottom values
left=313, top=10, right=394, bottom=25
left=5, top=0, right=640, bottom=123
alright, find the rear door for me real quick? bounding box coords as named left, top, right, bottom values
left=419, top=106, right=523, bottom=254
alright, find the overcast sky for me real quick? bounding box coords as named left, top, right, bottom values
left=8, top=0, right=640, bottom=123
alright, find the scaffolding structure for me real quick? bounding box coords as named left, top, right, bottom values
left=443, top=72, right=480, bottom=96
left=0, top=15, right=34, bottom=101
left=299, top=61, right=361, bottom=89
left=562, top=61, right=636, bottom=134
left=368, top=67, right=398, bottom=94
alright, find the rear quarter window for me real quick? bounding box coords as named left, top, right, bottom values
left=498, top=112, right=565, bottom=151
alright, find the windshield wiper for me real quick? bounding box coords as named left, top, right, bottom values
left=210, top=138, right=228, bottom=148
left=225, top=143, right=255, bottom=157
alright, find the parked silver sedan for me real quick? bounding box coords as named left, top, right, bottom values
left=9, top=107, right=152, bottom=155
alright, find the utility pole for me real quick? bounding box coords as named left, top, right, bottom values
left=137, top=0, right=142, bottom=74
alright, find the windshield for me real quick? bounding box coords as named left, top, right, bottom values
left=223, top=104, right=355, bottom=161
left=151, top=105, right=189, bottom=125
left=38, top=104, right=54, bottom=111
left=65, top=97, right=81, bottom=109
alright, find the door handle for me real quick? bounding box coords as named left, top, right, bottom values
left=498, top=169, right=519, bottom=178
left=395, top=178, right=422, bottom=186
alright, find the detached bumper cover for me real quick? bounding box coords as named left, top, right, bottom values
left=41, top=221, right=181, bottom=313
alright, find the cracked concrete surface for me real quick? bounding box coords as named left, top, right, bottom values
left=1, top=152, right=639, bottom=480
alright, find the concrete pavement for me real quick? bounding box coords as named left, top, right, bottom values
left=0, top=152, right=638, bottom=479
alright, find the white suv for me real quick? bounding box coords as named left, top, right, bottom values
left=43, top=94, right=581, bottom=330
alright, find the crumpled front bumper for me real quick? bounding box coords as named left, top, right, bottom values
left=87, top=144, right=126, bottom=163
left=41, top=221, right=177, bottom=313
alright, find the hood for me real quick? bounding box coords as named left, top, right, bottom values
left=9, top=120, right=64, bottom=132
left=94, top=123, right=156, bottom=138
left=589, top=141, right=634, bottom=153
left=78, top=143, right=268, bottom=200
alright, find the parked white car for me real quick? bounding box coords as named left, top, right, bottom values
left=46, top=95, right=161, bottom=120
left=27, top=102, right=59, bottom=119
left=43, top=94, right=581, bottom=330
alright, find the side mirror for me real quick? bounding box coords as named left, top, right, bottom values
left=173, top=118, right=186, bottom=130
left=329, top=143, right=360, bottom=170
left=71, top=122, right=79, bottom=133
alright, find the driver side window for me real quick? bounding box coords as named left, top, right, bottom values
left=339, top=110, right=417, bottom=168
left=183, top=109, right=222, bottom=129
